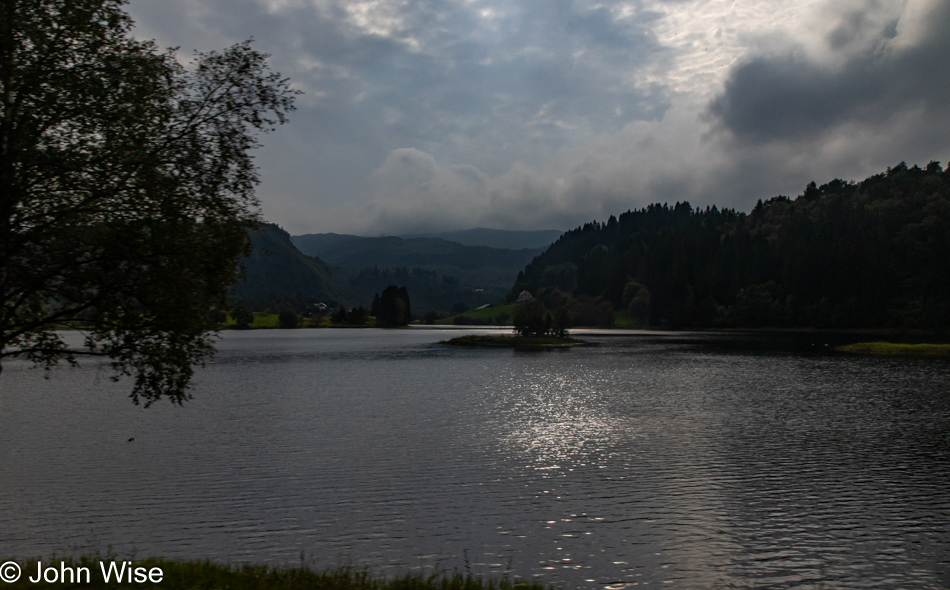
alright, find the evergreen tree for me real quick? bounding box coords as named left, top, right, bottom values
left=374, top=285, right=412, bottom=326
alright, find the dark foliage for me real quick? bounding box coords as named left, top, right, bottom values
left=230, top=307, right=255, bottom=329
left=513, top=301, right=548, bottom=336
left=348, top=306, right=368, bottom=326
left=278, top=309, right=298, bottom=329
left=570, top=295, right=615, bottom=328
left=0, top=1, right=297, bottom=404
left=374, top=285, right=412, bottom=326
left=422, top=310, right=444, bottom=324
left=332, top=305, right=367, bottom=326
left=512, top=301, right=572, bottom=337
left=510, top=161, right=950, bottom=330
left=552, top=306, right=572, bottom=337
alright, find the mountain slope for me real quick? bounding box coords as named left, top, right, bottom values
left=231, top=223, right=353, bottom=311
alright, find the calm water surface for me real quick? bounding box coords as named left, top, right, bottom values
left=1, top=328, right=948, bottom=589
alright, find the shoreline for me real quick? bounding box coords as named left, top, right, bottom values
left=440, top=334, right=586, bottom=350
left=834, top=342, right=950, bottom=357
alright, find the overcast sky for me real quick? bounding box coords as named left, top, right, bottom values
left=127, top=0, right=950, bottom=235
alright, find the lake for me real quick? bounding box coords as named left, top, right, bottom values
left=1, top=328, right=948, bottom=588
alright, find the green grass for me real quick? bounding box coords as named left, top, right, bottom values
left=6, top=557, right=553, bottom=590
left=441, top=335, right=585, bottom=350
left=435, top=304, right=518, bottom=325
left=834, top=342, right=950, bottom=357
left=611, top=310, right=650, bottom=329
left=252, top=312, right=280, bottom=328
left=221, top=312, right=279, bottom=329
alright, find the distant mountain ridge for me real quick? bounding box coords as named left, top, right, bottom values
left=291, top=233, right=543, bottom=271
left=399, top=228, right=563, bottom=250
left=290, top=232, right=545, bottom=312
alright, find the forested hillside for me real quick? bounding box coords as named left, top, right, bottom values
left=509, top=161, right=950, bottom=330
left=231, top=223, right=353, bottom=311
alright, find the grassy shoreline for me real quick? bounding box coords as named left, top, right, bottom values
left=5, top=558, right=553, bottom=590
left=834, top=342, right=950, bottom=357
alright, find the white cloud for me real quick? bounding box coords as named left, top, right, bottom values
left=127, top=0, right=950, bottom=235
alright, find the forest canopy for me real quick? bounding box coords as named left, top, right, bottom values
left=509, top=161, right=950, bottom=330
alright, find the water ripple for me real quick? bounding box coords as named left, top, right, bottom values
left=1, top=329, right=948, bottom=588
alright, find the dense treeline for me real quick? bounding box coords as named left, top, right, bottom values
left=509, top=161, right=950, bottom=330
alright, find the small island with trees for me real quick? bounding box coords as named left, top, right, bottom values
left=441, top=300, right=585, bottom=350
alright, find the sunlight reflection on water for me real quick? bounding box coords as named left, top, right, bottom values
left=1, top=329, right=949, bottom=589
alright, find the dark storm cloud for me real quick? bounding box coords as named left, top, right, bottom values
left=708, top=1, right=950, bottom=143
left=129, top=0, right=950, bottom=235
left=133, top=0, right=669, bottom=161
left=128, top=0, right=681, bottom=232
